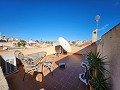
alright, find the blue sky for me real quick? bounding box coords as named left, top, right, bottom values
left=0, top=0, right=120, bottom=41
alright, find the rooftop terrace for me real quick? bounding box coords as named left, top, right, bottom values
left=6, top=54, right=86, bottom=90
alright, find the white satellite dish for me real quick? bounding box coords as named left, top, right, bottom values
left=95, top=15, right=100, bottom=22
left=94, top=15, right=100, bottom=29
left=58, top=37, right=71, bottom=52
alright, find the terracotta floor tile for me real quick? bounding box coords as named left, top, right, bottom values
left=6, top=54, right=86, bottom=90
left=70, top=85, right=80, bottom=90
left=63, top=82, right=72, bottom=89
left=54, top=83, right=63, bottom=90
left=61, top=86, right=68, bottom=90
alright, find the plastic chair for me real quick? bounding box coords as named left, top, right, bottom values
left=42, top=54, right=56, bottom=75
left=14, top=50, right=46, bottom=81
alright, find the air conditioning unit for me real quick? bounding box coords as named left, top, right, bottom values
left=2, top=54, right=17, bottom=74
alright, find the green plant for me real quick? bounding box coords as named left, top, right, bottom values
left=17, top=40, right=26, bottom=47
left=92, top=75, right=109, bottom=90
left=86, top=51, right=110, bottom=90
left=17, top=42, right=21, bottom=47
left=87, top=51, right=108, bottom=77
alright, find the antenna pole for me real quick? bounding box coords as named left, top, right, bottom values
left=92, top=15, right=100, bottom=42
left=96, top=20, right=98, bottom=30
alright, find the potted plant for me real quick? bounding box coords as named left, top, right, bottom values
left=92, top=75, right=109, bottom=90
left=86, top=51, right=110, bottom=90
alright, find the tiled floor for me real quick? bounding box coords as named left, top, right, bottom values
left=6, top=54, right=87, bottom=90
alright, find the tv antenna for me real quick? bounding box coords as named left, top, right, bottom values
left=94, top=15, right=100, bottom=29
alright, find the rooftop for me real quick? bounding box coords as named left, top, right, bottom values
left=6, top=54, right=86, bottom=90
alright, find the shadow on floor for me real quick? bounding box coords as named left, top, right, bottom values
left=6, top=54, right=87, bottom=90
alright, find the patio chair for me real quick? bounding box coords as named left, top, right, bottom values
left=14, top=50, right=46, bottom=81
left=82, top=54, right=88, bottom=60
left=42, top=53, right=56, bottom=75
left=79, top=61, right=89, bottom=85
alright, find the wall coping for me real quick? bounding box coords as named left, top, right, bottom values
left=102, top=23, right=120, bottom=38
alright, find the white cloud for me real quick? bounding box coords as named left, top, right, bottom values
left=99, top=24, right=109, bottom=31
left=113, top=2, right=119, bottom=6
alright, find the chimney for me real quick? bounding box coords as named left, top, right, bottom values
left=92, top=29, right=98, bottom=42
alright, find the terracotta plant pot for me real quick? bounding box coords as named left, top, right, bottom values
left=90, top=85, right=94, bottom=90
